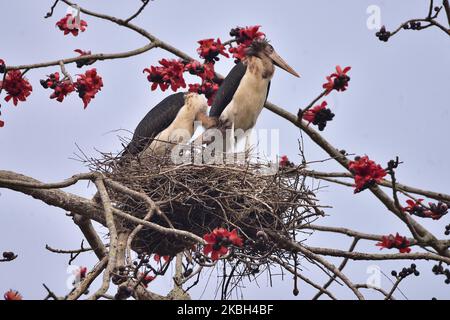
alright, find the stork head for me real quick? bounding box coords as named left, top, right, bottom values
left=185, top=92, right=208, bottom=115
left=246, top=39, right=300, bottom=78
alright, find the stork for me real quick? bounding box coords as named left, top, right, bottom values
left=209, top=38, right=300, bottom=153
left=125, top=92, right=213, bottom=159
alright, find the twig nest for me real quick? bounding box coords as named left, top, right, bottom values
left=90, top=152, right=319, bottom=257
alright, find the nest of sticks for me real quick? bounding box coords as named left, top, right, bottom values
left=88, top=150, right=321, bottom=257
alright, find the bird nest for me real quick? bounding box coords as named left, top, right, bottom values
left=88, top=151, right=321, bottom=257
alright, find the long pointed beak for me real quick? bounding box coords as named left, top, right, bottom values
left=269, top=50, right=300, bottom=78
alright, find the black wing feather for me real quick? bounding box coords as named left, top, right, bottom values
left=209, top=62, right=247, bottom=118
left=125, top=92, right=186, bottom=155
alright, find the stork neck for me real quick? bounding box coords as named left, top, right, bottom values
left=245, top=56, right=275, bottom=80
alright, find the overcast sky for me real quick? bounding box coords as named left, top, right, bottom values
left=0, top=0, right=449, bottom=300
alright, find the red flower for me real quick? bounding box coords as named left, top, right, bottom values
left=231, top=25, right=265, bottom=46
left=4, top=289, right=22, bottom=300
left=74, top=49, right=95, bottom=68
left=75, top=68, right=103, bottom=108
left=203, top=228, right=243, bottom=261
left=197, top=38, right=229, bottom=63
left=0, top=70, right=33, bottom=106
left=144, top=59, right=186, bottom=92
left=425, top=202, right=448, bottom=220
left=228, top=229, right=244, bottom=247
left=376, top=233, right=411, bottom=253
left=143, top=65, right=168, bottom=91
left=51, top=81, right=75, bottom=102
left=229, top=25, right=265, bottom=61
left=74, top=49, right=91, bottom=56
left=41, top=72, right=75, bottom=102
left=188, top=83, right=201, bottom=94
left=185, top=61, right=215, bottom=81
left=322, top=76, right=335, bottom=93
left=322, top=65, right=351, bottom=95
left=279, top=155, right=294, bottom=169
left=159, top=59, right=186, bottom=91
left=77, top=266, right=88, bottom=279
left=189, top=80, right=219, bottom=106
left=56, top=14, right=87, bottom=36
left=348, top=156, right=387, bottom=193
left=228, top=45, right=248, bottom=61
left=403, top=199, right=424, bottom=215
left=280, top=155, right=289, bottom=167
left=402, top=199, right=447, bottom=220
left=302, top=101, right=335, bottom=131
left=40, top=72, right=61, bottom=89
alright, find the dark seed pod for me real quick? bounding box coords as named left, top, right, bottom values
left=2, top=251, right=15, bottom=260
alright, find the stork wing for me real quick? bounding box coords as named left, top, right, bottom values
left=210, top=62, right=272, bottom=118
left=125, top=92, right=186, bottom=155
left=209, top=62, right=247, bottom=118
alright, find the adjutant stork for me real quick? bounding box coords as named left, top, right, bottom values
left=209, top=38, right=300, bottom=152
left=125, top=92, right=213, bottom=158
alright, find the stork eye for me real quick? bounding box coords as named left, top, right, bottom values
left=267, top=45, right=274, bottom=54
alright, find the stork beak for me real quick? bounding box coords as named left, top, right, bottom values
left=269, top=50, right=300, bottom=78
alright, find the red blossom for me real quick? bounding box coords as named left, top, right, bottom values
left=77, top=266, right=87, bottom=279
left=376, top=233, right=411, bottom=253
left=279, top=155, right=294, bottom=168
left=348, top=156, right=387, bottom=193
left=425, top=202, right=448, bottom=220
left=228, top=45, right=248, bottom=61
left=303, top=101, right=327, bottom=123
left=185, top=61, right=215, bottom=81
left=197, top=38, right=229, bottom=63
left=405, top=200, right=449, bottom=220
left=144, top=59, right=186, bottom=92
left=74, top=49, right=95, bottom=68
left=143, top=65, right=168, bottom=91
left=231, top=25, right=265, bottom=46
left=4, top=289, right=22, bottom=300
left=203, top=228, right=243, bottom=261
left=41, top=72, right=75, bottom=103
left=40, top=72, right=61, bottom=89
left=189, top=80, right=219, bottom=106
left=50, top=80, right=75, bottom=102
left=0, top=70, right=33, bottom=106
left=280, top=155, right=289, bottom=168
left=74, top=49, right=91, bottom=56
left=403, top=199, right=424, bottom=214
left=75, top=68, right=103, bottom=108
left=56, top=14, right=87, bottom=36
left=302, top=101, right=335, bottom=131
left=322, top=65, right=351, bottom=95
left=229, top=25, right=265, bottom=61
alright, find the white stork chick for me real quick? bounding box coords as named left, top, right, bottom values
left=125, top=92, right=213, bottom=158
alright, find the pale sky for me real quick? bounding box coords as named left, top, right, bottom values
left=0, top=0, right=449, bottom=300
